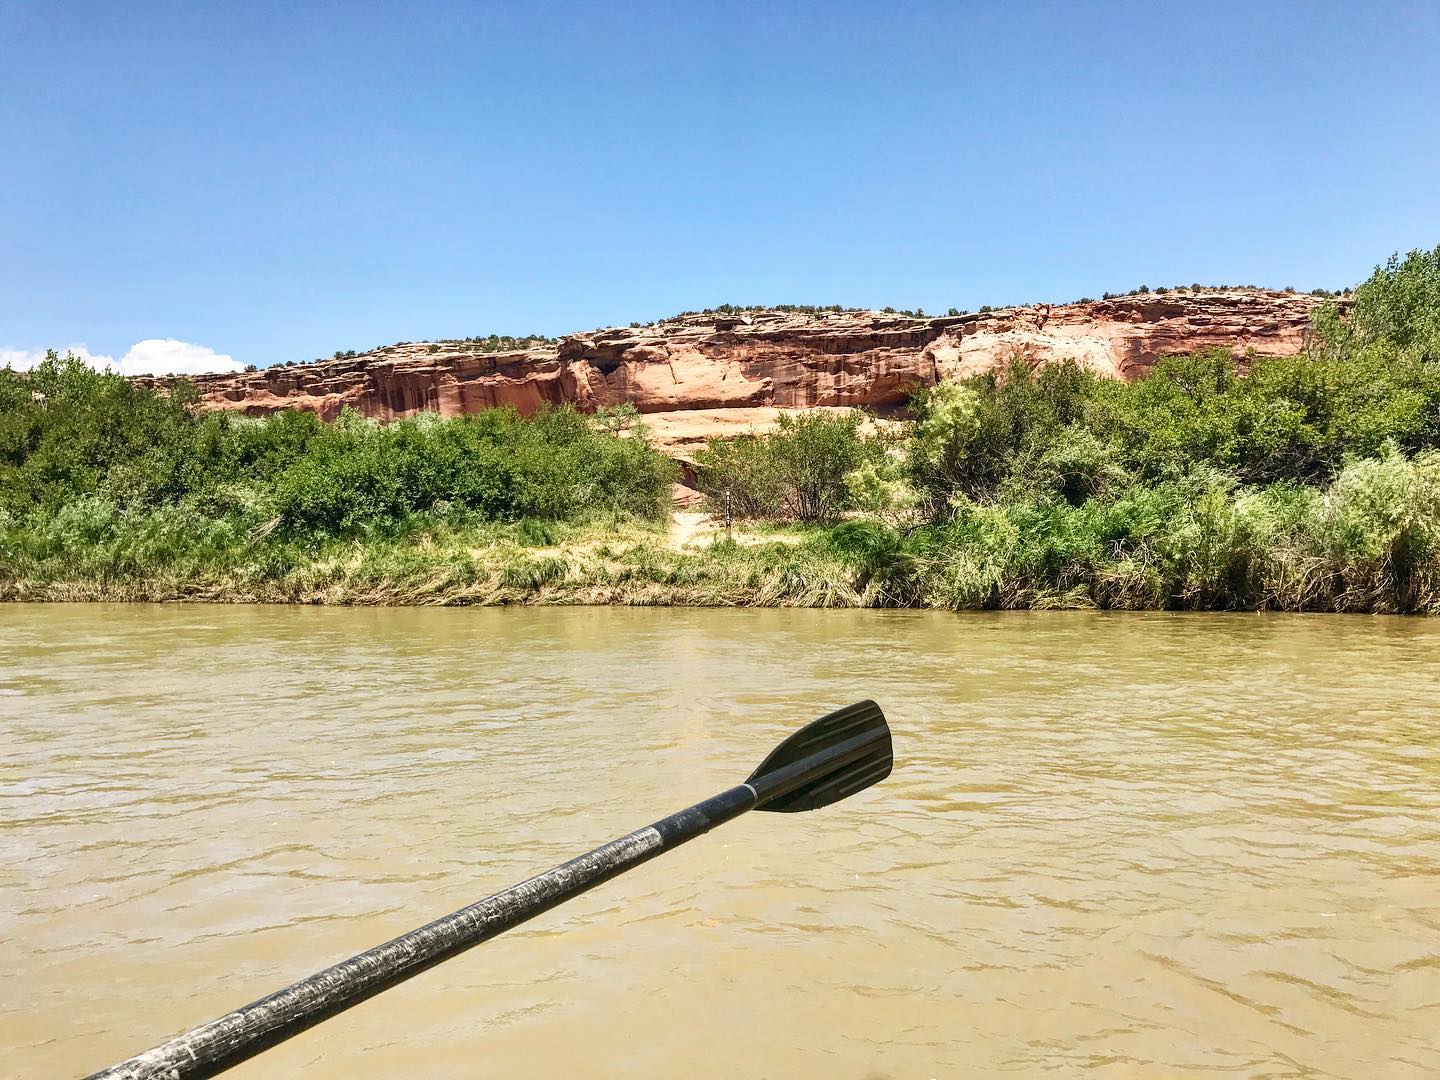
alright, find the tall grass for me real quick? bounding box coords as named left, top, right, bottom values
left=902, top=450, right=1440, bottom=613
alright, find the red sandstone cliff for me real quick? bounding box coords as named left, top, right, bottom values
left=164, top=289, right=1335, bottom=455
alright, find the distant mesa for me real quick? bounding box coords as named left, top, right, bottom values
left=140, top=289, right=1340, bottom=457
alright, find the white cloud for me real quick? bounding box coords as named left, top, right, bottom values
left=114, top=339, right=243, bottom=376
left=1, top=339, right=243, bottom=376
left=0, top=347, right=41, bottom=369
left=1, top=343, right=113, bottom=370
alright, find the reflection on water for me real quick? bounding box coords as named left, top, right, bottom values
left=2, top=605, right=1438, bottom=1078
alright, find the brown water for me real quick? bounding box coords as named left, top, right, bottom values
left=2, top=606, right=1439, bottom=1078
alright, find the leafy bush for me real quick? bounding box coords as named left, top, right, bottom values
left=692, top=434, right=782, bottom=519
left=269, top=406, right=675, bottom=535
left=1090, top=347, right=1440, bottom=484
left=844, top=450, right=919, bottom=526
left=694, top=411, right=883, bottom=522
left=1317, top=445, right=1440, bottom=610
left=0, top=354, right=203, bottom=513
left=1348, top=244, right=1440, bottom=361
left=908, top=360, right=1103, bottom=511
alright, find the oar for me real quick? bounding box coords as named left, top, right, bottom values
left=88, top=699, right=892, bottom=1080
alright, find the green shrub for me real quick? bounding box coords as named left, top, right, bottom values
left=908, top=359, right=1102, bottom=511
left=1089, top=346, right=1440, bottom=485
left=693, top=434, right=782, bottom=519
left=1317, top=445, right=1440, bottom=611
left=1349, top=244, right=1440, bottom=361
left=269, top=406, right=675, bottom=535
left=694, top=411, right=882, bottom=522
left=0, top=354, right=202, bottom=513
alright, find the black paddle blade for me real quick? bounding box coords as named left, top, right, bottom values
left=746, top=700, right=892, bottom=813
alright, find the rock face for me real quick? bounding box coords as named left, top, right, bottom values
left=164, top=290, right=1335, bottom=455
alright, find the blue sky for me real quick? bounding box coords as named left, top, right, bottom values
left=3, top=1, right=1438, bottom=372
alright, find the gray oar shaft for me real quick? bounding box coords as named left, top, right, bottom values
left=88, top=785, right=757, bottom=1080
left=87, top=700, right=893, bottom=1080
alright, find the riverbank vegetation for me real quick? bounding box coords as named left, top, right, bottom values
left=3, top=245, right=1438, bottom=611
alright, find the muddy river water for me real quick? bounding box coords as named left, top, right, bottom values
left=2, top=605, right=1438, bottom=1077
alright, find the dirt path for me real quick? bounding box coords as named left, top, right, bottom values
left=666, top=509, right=807, bottom=551
left=668, top=510, right=716, bottom=550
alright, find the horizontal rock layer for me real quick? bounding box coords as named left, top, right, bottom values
left=156, top=290, right=1335, bottom=455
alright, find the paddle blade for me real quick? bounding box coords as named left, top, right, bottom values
left=746, top=700, right=892, bottom=813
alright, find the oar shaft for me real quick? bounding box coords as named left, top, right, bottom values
left=88, top=784, right=758, bottom=1080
